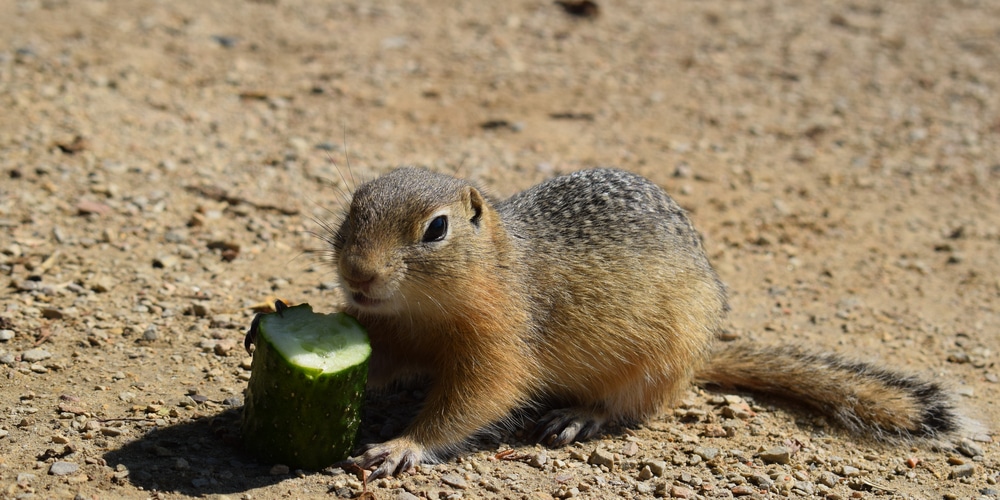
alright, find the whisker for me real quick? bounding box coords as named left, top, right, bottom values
left=317, top=159, right=354, bottom=207
left=341, top=123, right=357, bottom=193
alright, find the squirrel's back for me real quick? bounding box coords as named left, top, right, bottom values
left=494, top=169, right=729, bottom=421
left=499, top=169, right=708, bottom=257
left=497, top=168, right=725, bottom=308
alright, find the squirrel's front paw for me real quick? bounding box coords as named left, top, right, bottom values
left=354, top=437, right=424, bottom=478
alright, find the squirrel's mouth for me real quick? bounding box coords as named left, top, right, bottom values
left=350, top=292, right=384, bottom=308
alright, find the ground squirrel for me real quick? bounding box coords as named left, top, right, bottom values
left=328, top=167, right=962, bottom=477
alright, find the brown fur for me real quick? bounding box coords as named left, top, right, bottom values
left=699, top=343, right=959, bottom=441
left=329, top=167, right=961, bottom=477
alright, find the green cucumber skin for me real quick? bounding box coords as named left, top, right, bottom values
left=241, top=310, right=368, bottom=470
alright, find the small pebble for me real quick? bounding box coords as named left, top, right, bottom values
left=621, top=441, right=639, bottom=457
left=950, top=464, right=976, bottom=479
left=100, top=426, right=123, bottom=437
left=188, top=303, right=210, bottom=317
left=76, top=200, right=112, bottom=216
left=528, top=451, right=547, bottom=469
left=644, top=460, right=667, bottom=477
left=759, top=446, right=792, bottom=465
left=16, top=280, right=39, bottom=292
left=956, top=439, right=983, bottom=458
left=22, top=348, right=52, bottom=363
left=49, top=461, right=79, bottom=476
left=214, top=339, right=237, bottom=356
left=703, top=424, right=728, bottom=437
left=441, top=473, right=468, bottom=489
left=588, top=447, right=615, bottom=468
left=721, top=403, right=753, bottom=419
left=635, top=481, right=655, bottom=494
left=89, top=275, right=114, bottom=293
left=693, top=446, right=719, bottom=461
left=269, top=464, right=289, bottom=475
left=670, top=485, right=695, bottom=498
left=0, top=329, right=14, bottom=341
left=554, top=486, right=580, bottom=498
left=153, top=255, right=179, bottom=269
left=637, top=465, right=653, bottom=480
left=41, top=307, right=64, bottom=319
left=839, top=465, right=861, bottom=477
left=971, top=432, right=992, bottom=443
left=748, top=473, right=772, bottom=488
left=793, top=481, right=814, bottom=495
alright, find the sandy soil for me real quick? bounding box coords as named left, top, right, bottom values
left=1, top=0, right=998, bottom=498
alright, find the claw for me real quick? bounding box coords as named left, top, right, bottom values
left=244, top=300, right=290, bottom=354
left=535, top=408, right=606, bottom=447
left=353, top=438, right=424, bottom=478
left=244, top=313, right=263, bottom=354
left=274, top=299, right=288, bottom=315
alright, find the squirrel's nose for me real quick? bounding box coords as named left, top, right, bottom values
left=343, top=275, right=375, bottom=292
left=340, top=257, right=379, bottom=292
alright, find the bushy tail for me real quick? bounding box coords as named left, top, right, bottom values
left=696, top=343, right=961, bottom=441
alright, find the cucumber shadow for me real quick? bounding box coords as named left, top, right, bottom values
left=101, top=388, right=429, bottom=496
left=102, top=405, right=288, bottom=496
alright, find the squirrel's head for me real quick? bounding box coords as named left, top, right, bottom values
left=332, top=167, right=493, bottom=316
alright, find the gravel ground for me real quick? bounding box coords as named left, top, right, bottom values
left=1, top=0, right=998, bottom=498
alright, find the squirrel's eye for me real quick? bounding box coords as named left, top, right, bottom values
left=422, top=215, right=448, bottom=243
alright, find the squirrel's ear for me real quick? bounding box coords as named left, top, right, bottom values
left=463, top=186, right=485, bottom=227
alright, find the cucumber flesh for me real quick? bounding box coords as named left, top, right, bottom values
left=241, top=303, right=370, bottom=470
left=266, top=308, right=370, bottom=376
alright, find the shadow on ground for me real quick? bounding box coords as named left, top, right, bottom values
left=102, top=389, right=426, bottom=496
left=103, top=407, right=289, bottom=496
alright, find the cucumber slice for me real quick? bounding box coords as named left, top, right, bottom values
left=241, top=303, right=370, bottom=470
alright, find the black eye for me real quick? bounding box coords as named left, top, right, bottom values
left=422, top=215, right=448, bottom=243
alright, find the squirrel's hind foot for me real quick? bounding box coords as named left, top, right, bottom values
left=535, top=408, right=607, bottom=447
